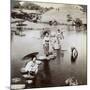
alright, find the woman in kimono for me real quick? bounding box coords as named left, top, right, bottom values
left=50, top=33, right=60, bottom=56
left=56, top=29, right=64, bottom=49
left=43, top=31, right=50, bottom=56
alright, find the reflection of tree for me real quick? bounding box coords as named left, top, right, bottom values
left=79, top=5, right=87, bottom=12
left=67, top=14, right=83, bottom=29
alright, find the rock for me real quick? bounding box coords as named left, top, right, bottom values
left=22, top=74, right=35, bottom=79
left=65, top=77, right=78, bottom=86
left=11, top=84, right=25, bottom=89
left=12, top=77, right=21, bottom=83
left=26, top=80, right=33, bottom=84
left=20, top=67, right=28, bottom=74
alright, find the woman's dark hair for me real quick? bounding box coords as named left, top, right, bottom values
left=58, top=29, right=60, bottom=32
left=31, top=55, right=37, bottom=60
left=43, top=31, right=49, bottom=36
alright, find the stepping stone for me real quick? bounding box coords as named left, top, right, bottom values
left=11, top=84, right=25, bottom=89
left=20, top=68, right=28, bottom=74
left=22, top=74, right=35, bottom=79
left=26, top=80, right=33, bottom=84
left=38, top=55, right=56, bottom=61
left=12, top=77, right=21, bottom=83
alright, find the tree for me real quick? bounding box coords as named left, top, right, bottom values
left=11, top=0, right=21, bottom=9
left=74, top=18, right=82, bottom=27
left=79, top=5, right=87, bottom=12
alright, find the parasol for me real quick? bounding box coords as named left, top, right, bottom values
left=22, top=52, right=39, bottom=60
left=22, top=74, right=35, bottom=80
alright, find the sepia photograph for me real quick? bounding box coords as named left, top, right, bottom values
left=11, top=0, right=87, bottom=89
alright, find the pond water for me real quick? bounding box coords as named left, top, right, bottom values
left=11, top=25, right=87, bottom=88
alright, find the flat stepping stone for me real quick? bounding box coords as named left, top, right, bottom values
left=20, top=68, right=28, bottom=74
left=22, top=74, right=35, bottom=79
left=38, top=55, right=56, bottom=61
left=38, top=56, right=47, bottom=60
left=12, top=77, right=21, bottom=83
left=11, top=84, right=25, bottom=89
left=26, top=80, right=33, bottom=84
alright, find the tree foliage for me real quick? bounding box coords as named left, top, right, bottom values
left=74, top=18, right=82, bottom=27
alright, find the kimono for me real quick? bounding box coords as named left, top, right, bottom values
left=25, top=60, right=41, bottom=74
left=50, top=36, right=60, bottom=50
left=43, top=36, right=50, bottom=56
left=56, top=31, right=64, bottom=49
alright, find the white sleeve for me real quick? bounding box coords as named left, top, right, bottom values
left=43, top=38, right=45, bottom=45
left=24, top=62, right=32, bottom=72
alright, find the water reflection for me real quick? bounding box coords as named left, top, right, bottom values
left=11, top=25, right=87, bottom=87
left=40, top=60, right=52, bottom=87
left=24, top=59, right=52, bottom=88
left=56, top=49, right=61, bottom=63
left=16, top=26, right=26, bottom=36
left=11, top=31, right=14, bottom=42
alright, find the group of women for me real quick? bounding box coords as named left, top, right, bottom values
left=43, top=29, right=64, bottom=57
left=42, top=29, right=78, bottom=62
